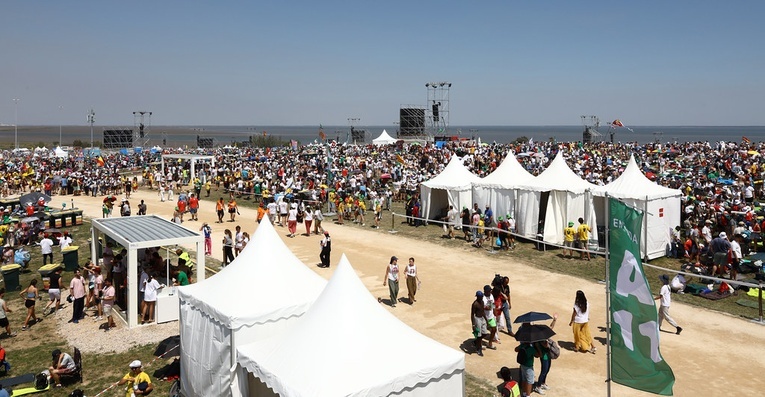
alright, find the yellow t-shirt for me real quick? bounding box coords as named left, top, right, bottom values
left=123, top=371, right=151, bottom=397
left=577, top=224, right=591, bottom=241
left=563, top=227, right=576, bottom=242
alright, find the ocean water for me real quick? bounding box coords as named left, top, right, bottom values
left=4, top=125, right=765, bottom=147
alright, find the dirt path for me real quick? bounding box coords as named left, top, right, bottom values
left=68, top=188, right=765, bottom=396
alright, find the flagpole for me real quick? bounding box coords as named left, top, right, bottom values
left=605, top=194, right=612, bottom=397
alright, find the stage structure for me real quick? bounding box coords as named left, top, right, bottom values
left=346, top=118, right=366, bottom=144
left=102, top=128, right=134, bottom=149
left=581, top=115, right=602, bottom=144
left=426, top=82, right=451, bottom=137
left=398, top=106, right=426, bottom=139
left=133, top=111, right=152, bottom=147
left=197, top=135, right=215, bottom=148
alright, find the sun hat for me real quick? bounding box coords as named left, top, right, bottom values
left=130, top=360, right=142, bottom=368
left=719, top=232, right=727, bottom=239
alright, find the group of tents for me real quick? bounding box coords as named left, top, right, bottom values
left=420, top=151, right=682, bottom=260
left=177, top=217, right=465, bottom=397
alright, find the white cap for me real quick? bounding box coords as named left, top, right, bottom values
left=719, top=232, right=727, bottom=239
left=129, top=360, right=142, bottom=368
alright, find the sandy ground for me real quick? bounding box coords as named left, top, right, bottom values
left=65, top=187, right=765, bottom=396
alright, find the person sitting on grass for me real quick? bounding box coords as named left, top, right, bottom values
left=48, top=348, right=76, bottom=387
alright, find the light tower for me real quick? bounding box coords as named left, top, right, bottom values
left=133, top=111, right=153, bottom=147
left=426, top=82, right=451, bottom=138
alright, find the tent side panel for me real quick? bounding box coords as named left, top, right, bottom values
left=180, top=301, right=233, bottom=397
left=245, top=371, right=279, bottom=397
left=515, top=190, right=540, bottom=238
left=646, top=197, right=680, bottom=260
left=543, top=191, right=567, bottom=244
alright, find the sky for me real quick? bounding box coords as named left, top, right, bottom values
left=1, top=1, right=764, bottom=127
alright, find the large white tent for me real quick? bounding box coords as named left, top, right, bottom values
left=420, top=156, right=481, bottom=223
left=601, top=155, right=682, bottom=259
left=237, top=254, right=465, bottom=397
left=471, top=152, right=536, bottom=233
left=177, top=217, right=327, bottom=397
left=372, top=129, right=397, bottom=145
left=514, top=151, right=602, bottom=245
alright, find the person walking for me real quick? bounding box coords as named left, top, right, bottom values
left=227, top=198, right=238, bottom=222
left=313, top=206, right=324, bottom=235
left=471, top=291, right=488, bottom=356
left=533, top=314, right=558, bottom=394
left=40, top=234, right=54, bottom=266
left=0, top=288, right=16, bottom=337
left=68, top=269, right=86, bottom=323
left=569, top=290, right=596, bottom=353
left=200, top=223, right=212, bottom=256
left=304, top=205, right=313, bottom=236
left=383, top=256, right=400, bottom=307
left=318, top=231, right=331, bottom=268
left=215, top=197, right=225, bottom=223
left=287, top=203, right=298, bottom=237
left=20, top=279, right=39, bottom=330
left=655, top=275, right=683, bottom=335
left=222, top=229, right=235, bottom=266
left=44, top=267, right=65, bottom=315
left=405, top=257, right=420, bottom=304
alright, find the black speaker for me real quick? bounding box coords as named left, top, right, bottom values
left=432, top=103, right=439, bottom=122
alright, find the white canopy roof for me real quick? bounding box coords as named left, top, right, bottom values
left=178, top=217, right=326, bottom=330
left=53, top=146, right=68, bottom=158
left=474, top=151, right=535, bottom=189
left=603, top=155, right=682, bottom=200
left=421, top=155, right=481, bottom=191
left=238, top=254, right=465, bottom=397
left=372, top=129, right=397, bottom=145
left=515, top=151, right=602, bottom=194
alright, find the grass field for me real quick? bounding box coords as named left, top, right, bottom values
left=2, top=191, right=762, bottom=396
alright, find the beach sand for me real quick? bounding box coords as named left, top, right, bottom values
left=64, top=188, right=765, bottom=396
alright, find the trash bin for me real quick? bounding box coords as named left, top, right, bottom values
left=62, top=245, right=79, bottom=271
left=1, top=264, right=22, bottom=291
left=38, top=263, right=63, bottom=291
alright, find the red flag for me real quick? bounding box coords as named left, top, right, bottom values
left=743, top=136, right=751, bottom=144
left=611, top=119, right=624, bottom=127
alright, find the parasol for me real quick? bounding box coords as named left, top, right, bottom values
left=20, top=192, right=52, bottom=206
left=514, top=323, right=556, bottom=343
left=514, top=311, right=553, bottom=324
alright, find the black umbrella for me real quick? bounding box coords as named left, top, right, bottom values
left=20, top=191, right=52, bottom=206
left=514, top=311, right=553, bottom=324
left=514, top=324, right=556, bottom=343
left=154, top=335, right=181, bottom=357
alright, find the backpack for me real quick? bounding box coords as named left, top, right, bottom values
left=35, top=372, right=48, bottom=390
left=547, top=339, right=560, bottom=359
left=516, top=346, right=528, bottom=365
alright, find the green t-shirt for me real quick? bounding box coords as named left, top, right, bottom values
left=519, top=344, right=536, bottom=368
left=176, top=271, right=189, bottom=286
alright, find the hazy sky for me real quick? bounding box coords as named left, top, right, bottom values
left=2, top=1, right=763, bottom=127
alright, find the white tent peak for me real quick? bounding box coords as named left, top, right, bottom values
left=422, top=155, right=481, bottom=190
left=372, top=129, right=397, bottom=145
left=477, top=151, right=535, bottom=188
left=517, top=151, right=601, bottom=194
left=605, top=154, right=682, bottom=200
left=237, top=254, right=465, bottom=397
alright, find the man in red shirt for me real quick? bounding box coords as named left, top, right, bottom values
left=188, top=193, right=199, bottom=221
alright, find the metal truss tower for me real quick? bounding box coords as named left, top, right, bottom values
left=426, top=82, right=451, bottom=137
left=133, top=111, right=153, bottom=147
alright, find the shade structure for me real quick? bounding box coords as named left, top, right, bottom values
left=601, top=155, right=682, bottom=259
left=471, top=152, right=536, bottom=234
left=372, top=129, right=397, bottom=145
left=177, top=217, right=327, bottom=397
left=514, top=151, right=602, bottom=245
left=237, top=254, right=465, bottom=397
left=421, top=156, right=481, bottom=224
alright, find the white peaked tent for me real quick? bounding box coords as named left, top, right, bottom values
left=237, top=254, right=465, bottom=397
left=602, top=155, right=682, bottom=259
left=372, top=129, right=397, bottom=145
left=471, top=152, right=536, bottom=233
left=53, top=146, right=68, bottom=159
left=177, top=217, right=327, bottom=397
left=421, top=156, right=481, bottom=222
left=515, top=151, right=603, bottom=245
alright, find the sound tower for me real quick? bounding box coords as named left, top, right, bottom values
left=102, top=129, right=134, bottom=148
left=399, top=107, right=425, bottom=137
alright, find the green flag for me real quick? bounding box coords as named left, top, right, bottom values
left=609, top=198, right=675, bottom=395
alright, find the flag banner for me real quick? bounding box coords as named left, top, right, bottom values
left=611, top=119, right=635, bottom=132
left=742, top=136, right=751, bottom=143
left=609, top=198, right=675, bottom=395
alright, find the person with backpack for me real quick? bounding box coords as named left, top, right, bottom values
left=514, top=340, right=538, bottom=397
left=533, top=314, right=559, bottom=394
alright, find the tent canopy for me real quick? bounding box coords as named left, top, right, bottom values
left=473, top=151, right=535, bottom=189
left=178, top=217, right=326, bottom=329
left=602, top=155, right=682, bottom=200
left=372, top=129, right=397, bottom=145
left=421, top=155, right=481, bottom=191
left=237, top=254, right=465, bottom=397
left=515, top=151, right=602, bottom=194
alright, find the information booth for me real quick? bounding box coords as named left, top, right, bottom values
left=90, top=215, right=205, bottom=328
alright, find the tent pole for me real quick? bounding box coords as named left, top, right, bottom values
left=605, top=194, right=612, bottom=397
left=644, top=196, right=649, bottom=261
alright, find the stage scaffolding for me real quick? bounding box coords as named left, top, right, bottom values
left=133, top=111, right=152, bottom=147
left=426, top=82, right=451, bottom=137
